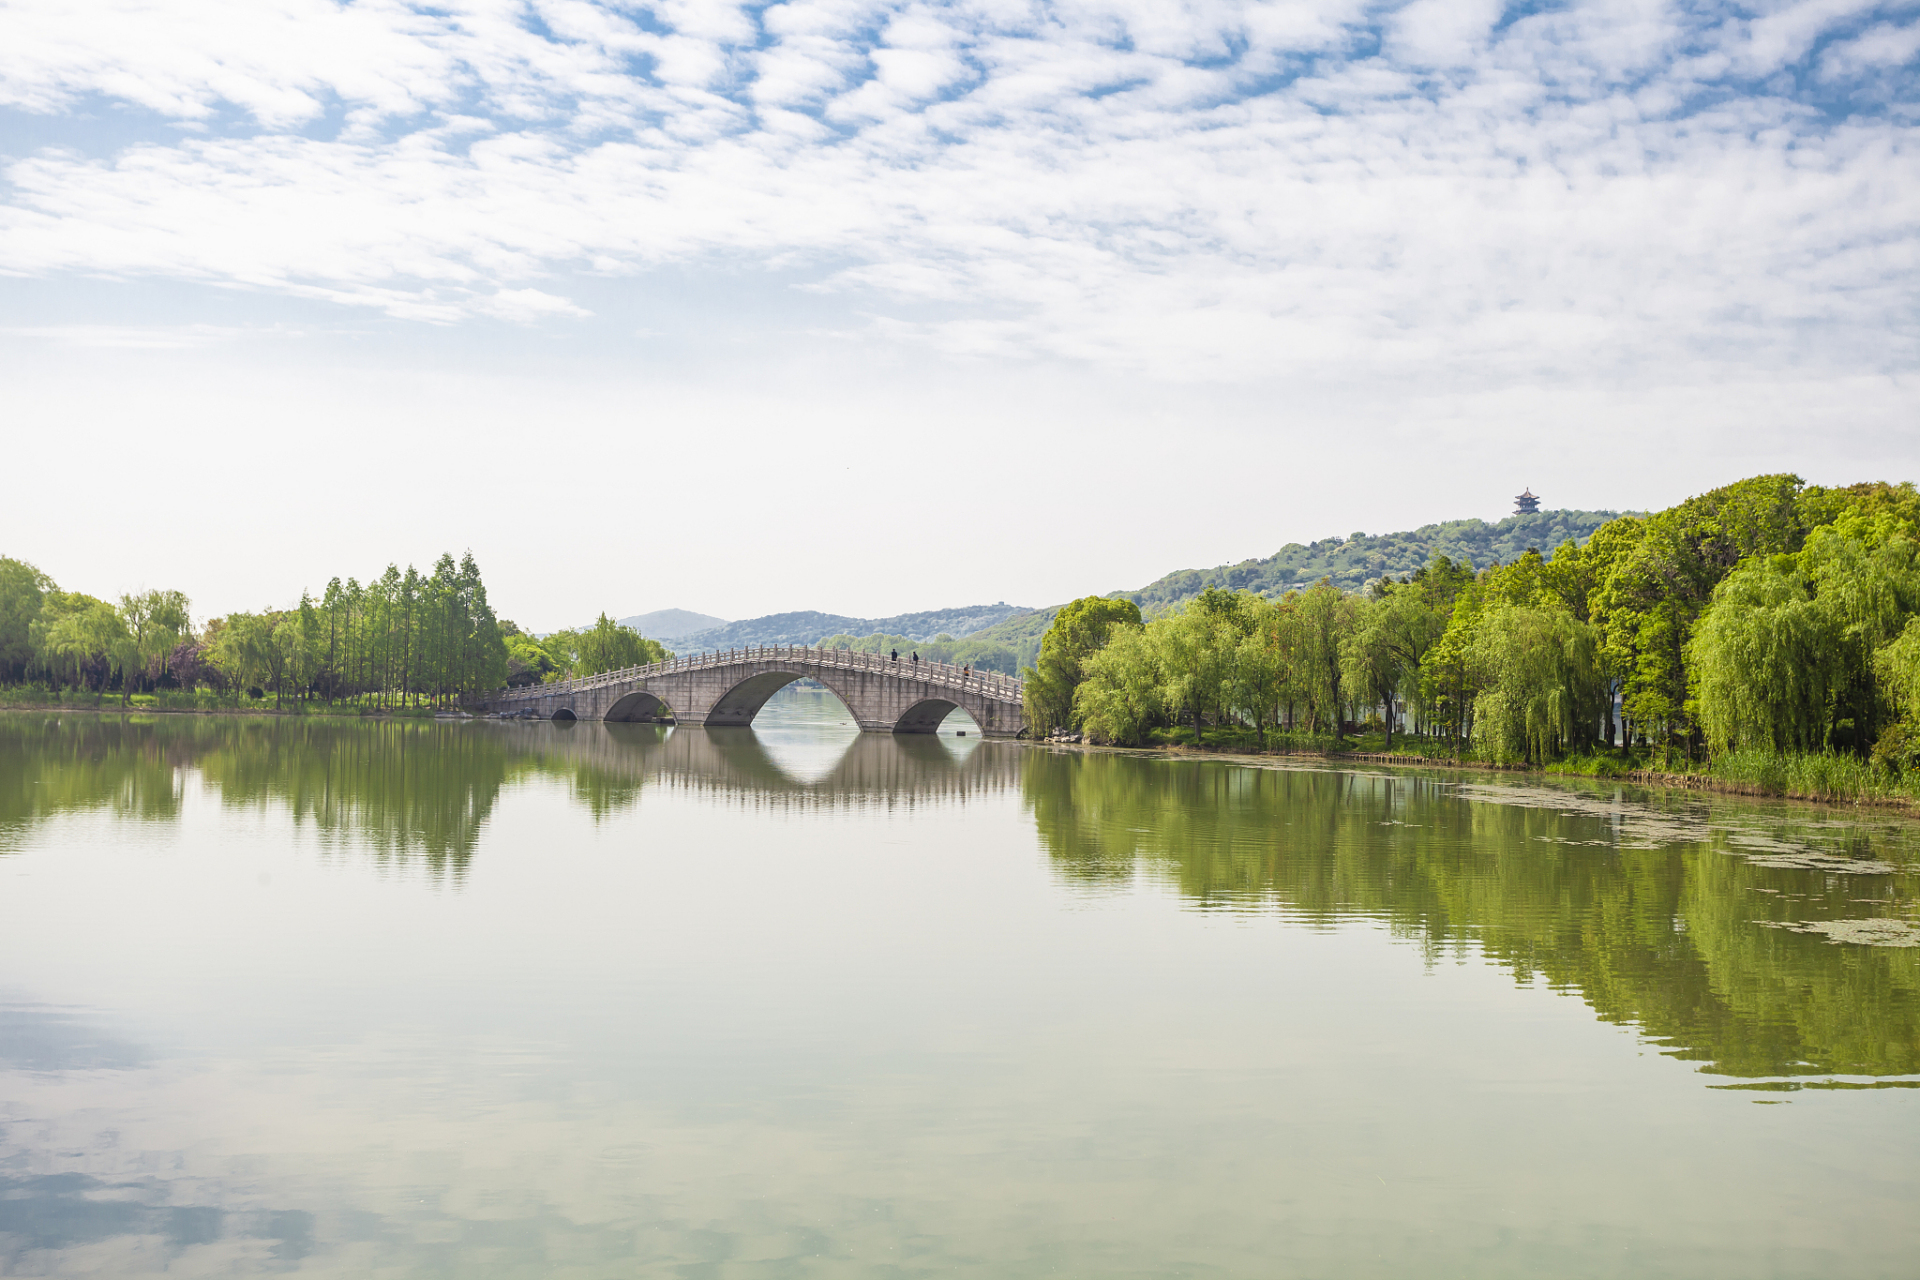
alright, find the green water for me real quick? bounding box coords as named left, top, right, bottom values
left=1, top=695, right=1917, bottom=1277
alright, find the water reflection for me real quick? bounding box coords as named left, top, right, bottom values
left=0, top=715, right=521, bottom=881
left=0, top=709, right=1020, bottom=880
left=3, top=715, right=1918, bottom=1086
left=4, top=715, right=1920, bottom=1275
left=1024, top=750, right=1920, bottom=1082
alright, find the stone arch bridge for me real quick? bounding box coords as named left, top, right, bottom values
left=466, top=644, right=1027, bottom=737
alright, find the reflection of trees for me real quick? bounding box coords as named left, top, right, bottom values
left=0, top=715, right=194, bottom=843
left=1024, top=752, right=1920, bottom=1081
left=0, top=715, right=526, bottom=881
left=193, top=719, right=524, bottom=880
left=0, top=716, right=1024, bottom=881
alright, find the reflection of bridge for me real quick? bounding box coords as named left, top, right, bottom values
left=468, top=645, right=1027, bottom=737
left=509, top=721, right=1025, bottom=808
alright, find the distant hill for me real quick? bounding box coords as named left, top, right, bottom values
left=617, top=608, right=728, bottom=640
left=961, top=509, right=1628, bottom=667
left=1127, top=509, right=1624, bottom=608
left=961, top=609, right=1057, bottom=664
left=677, top=603, right=1029, bottom=651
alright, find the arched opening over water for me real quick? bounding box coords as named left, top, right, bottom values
left=550, top=708, right=577, bottom=722
left=604, top=690, right=674, bottom=723
left=705, top=671, right=858, bottom=729
left=895, top=698, right=980, bottom=736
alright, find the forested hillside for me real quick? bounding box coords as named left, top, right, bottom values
left=1128, top=509, right=1623, bottom=606
left=964, top=509, right=1623, bottom=668
left=681, top=603, right=1028, bottom=650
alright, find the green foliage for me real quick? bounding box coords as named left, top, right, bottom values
left=1036, top=473, right=1920, bottom=778
left=34, top=594, right=127, bottom=691
left=211, top=611, right=290, bottom=707
left=115, top=588, right=192, bottom=706
left=1128, top=509, right=1623, bottom=607
left=1073, top=622, right=1162, bottom=745
left=1024, top=595, right=1143, bottom=735
left=1691, top=502, right=1920, bottom=757
left=959, top=610, right=1056, bottom=669
left=1345, top=579, right=1448, bottom=748
left=1469, top=602, right=1605, bottom=764
left=302, top=552, right=508, bottom=707
left=0, top=557, right=53, bottom=682
left=505, top=632, right=559, bottom=686
left=551, top=614, right=670, bottom=678
left=1293, top=581, right=1357, bottom=736
left=1690, top=556, right=1842, bottom=754
left=1707, top=749, right=1912, bottom=804
left=1591, top=473, right=1828, bottom=755
left=2, top=549, right=508, bottom=710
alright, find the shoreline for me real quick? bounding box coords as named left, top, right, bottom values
left=0, top=701, right=458, bottom=720
left=1024, top=738, right=1920, bottom=818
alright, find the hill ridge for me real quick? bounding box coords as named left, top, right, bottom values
left=962, top=508, right=1627, bottom=663
left=674, top=603, right=1029, bottom=651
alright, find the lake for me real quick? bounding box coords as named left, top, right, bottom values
left=2, top=693, right=1917, bottom=1277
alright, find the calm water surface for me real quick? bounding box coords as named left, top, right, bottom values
left=2, top=694, right=1918, bottom=1277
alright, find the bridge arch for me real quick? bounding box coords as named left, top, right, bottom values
left=605, top=690, right=674, bottom=723
left=704, top=669, right=861, bottom=729
left=894, top=697, right=974, bottom=734
left=551, top=707, right=578, bottom=722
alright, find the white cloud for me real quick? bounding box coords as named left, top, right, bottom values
left=475, top=285, right=592, bottom=319
left=1820, top=19, right=1920, bottom=77
left=0, top=0, right=1914, bottom=387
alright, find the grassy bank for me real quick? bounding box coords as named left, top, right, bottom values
left=0, top=689, right=453, bottom=717
left=1697, top=749, right=1916, bottom=805
left=1140, top=726, right=1469, bottom=758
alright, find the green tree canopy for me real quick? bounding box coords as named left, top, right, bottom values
left=0, top=557, right=53, bottom=682
left=1024, top=595, right=1143, bottom=735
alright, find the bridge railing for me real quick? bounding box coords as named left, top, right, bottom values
left=477, top=643, right=1026, bottom=705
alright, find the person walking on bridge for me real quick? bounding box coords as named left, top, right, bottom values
left=911, top=652, right=919, bottom=663
left=890, top=649, right=898, bottom=662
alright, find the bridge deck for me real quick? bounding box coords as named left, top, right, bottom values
left=480, top=643, right=1024, bottom=706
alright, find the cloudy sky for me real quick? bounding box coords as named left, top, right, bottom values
left=1, top=0, right=1915, bottom=628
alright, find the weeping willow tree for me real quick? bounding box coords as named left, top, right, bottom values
left=1875, top=620, right=1920, bottom=767
left=1073, top=622, right=1163, bottom=746
left=1154, top=589, right=1251, bottom=744
left=1023, top=595, right=1143, bottom=736
left=544, top=613, right=669, bottom=678
left=1468, top=603, right=1604, bottom=764
left=1691, top=513, right=1920, bottom=756
left=1689, top=556, right=1842, bottom=754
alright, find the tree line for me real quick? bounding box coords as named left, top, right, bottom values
left=504, top=614, right=671, bottom=686
left=1026, top=474, right=1920, bottom=771
left=0, top=552, right=515, bottom=709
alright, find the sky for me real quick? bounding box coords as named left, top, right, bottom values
left=1, top=0, right=1915, bottom=631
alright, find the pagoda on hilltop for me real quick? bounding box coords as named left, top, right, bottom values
left=1514, top=488, right=1541, bottom=514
